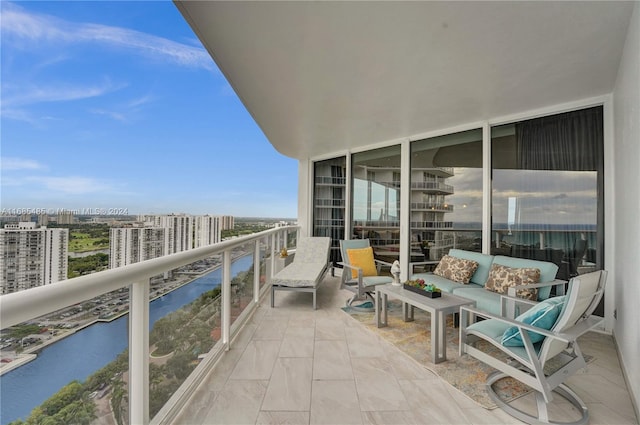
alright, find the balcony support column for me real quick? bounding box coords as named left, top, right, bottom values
left=254, top=239, right=261, bottom=304
left=129, top=279, right=150, bottom=425
left=270, top=235, right=276, bottom=279
left=222, top=250, right=231, bottom=351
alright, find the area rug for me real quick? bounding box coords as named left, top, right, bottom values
left=342, top=301, right=592, bottom=410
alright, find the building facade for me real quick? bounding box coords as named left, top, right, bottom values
left=194, top=215, right=221, bottom=248
left=220, top=215, right=234, bottom=231
left=111, top=214, right=223, bottom=268
left=56, top=211, right=75, bottom=225
left=109, top=226, right=166, bottom=268
left=0, top=222, right=68, bottom=294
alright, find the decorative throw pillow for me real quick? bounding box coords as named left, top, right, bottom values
left=433, top=255, right=479, bottom=284
left=347, top=247, right=378, bottom=278
left=501, top=296, right=566, bottom=347
left=484, top=264, right=540, bottom=300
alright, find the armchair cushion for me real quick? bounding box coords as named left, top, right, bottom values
left=501, top=296, right=566, bottom=347
left=347, top=247, right=377, bottom=278
left=485, top=264, right=540, bottom=300
left=433, top=254, right=479, bottom=284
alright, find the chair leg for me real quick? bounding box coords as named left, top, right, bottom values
left=345, top=293, right=375, bottom=311
left=486, top=371, right=589, bottom=425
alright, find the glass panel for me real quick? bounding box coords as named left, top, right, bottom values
left=148, top=256, right=224, bottom=419
left=491, top=107, right=603, bottom=290
left=352, top=146, right=400, bottom=265
left=230, top=243, right=255, bottom=326
left=410, top=129, right=483, bottom=270
left=259, top=236, right=269, bottom=291
left=313, top=157, right=346, bottom=265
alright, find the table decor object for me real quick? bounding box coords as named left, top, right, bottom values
left=390, top=260, right=401, bottom=286
left=404, top=278, right=442, bottom=298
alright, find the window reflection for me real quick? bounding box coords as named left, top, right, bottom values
left=410, top=129, right=483, bottom=267
left=491, top=106, right=603, bottom=286
left=352, top=146, right=401, bottom=263
left=313, top=157, right=346, bottom=265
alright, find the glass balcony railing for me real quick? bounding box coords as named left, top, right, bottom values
left=0, top=226, right=298, bottom=425
left=314, top=176, right=346, bottom=186
left=410, top=181, right=454, bottom=193
left=410, top=202, right=454, bottom=212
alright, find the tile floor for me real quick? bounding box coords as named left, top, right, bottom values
left=173, top=275, right=638, bottom=425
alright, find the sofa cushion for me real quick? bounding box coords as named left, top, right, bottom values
left=493, top=255, right=559, bottom=300
left=484, top=264, right=540, bottom=301
left=347, top=247, right=377, bottom=278
left=448, top=249, right=494, bottom=286
left=501, top=296, right=566, bottom=347
left=452, top=285, right=503, bottom=315
left=433, top=255, right=479, bottom=284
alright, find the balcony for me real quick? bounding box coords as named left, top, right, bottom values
left=314, top=176, right=346, bottom=186
left=410, top=181, right=455, bottom=194
left=1, top=227, right=638, bottom=424
left=410, top=221, right=454, bottom=230
left=173, top=273, right=636, bottom=425
left=410, top=202, right=454, bottom=212
left=0, top=226, right=298, bottom=424
left=314, top=199, right=346, bottom=208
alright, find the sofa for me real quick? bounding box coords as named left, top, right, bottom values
left=410, top=249, right=566, bottom=315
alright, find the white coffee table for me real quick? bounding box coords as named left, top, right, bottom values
left=375, top=283, right=475, bottom=364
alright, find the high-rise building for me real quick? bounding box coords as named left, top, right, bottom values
left=137, top=214, right=194, bottom=254
left=220, top=215, right=234, bottom=231
left=0, top=222, right=68, bottom=294
left=109, top=225, right=166, bottom=268
left=37, top=213, right=49, bottom=226
left=110, top=215, right=223, bottom=270
left=194, top=215, right=221, bottom=248
left=159, top=214, right=193, bottom=254
left=56, top=211, right=75, bottom=224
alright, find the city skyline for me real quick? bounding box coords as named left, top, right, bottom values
left=0, top=1, right=298, bottom=217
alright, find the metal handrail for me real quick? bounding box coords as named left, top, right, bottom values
left=0, top=225, right=299, bottom=425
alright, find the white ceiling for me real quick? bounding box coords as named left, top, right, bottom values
left=175, top=1, right=633, bottom=160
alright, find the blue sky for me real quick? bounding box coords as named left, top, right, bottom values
left=1, top=1, right=298, bottom=218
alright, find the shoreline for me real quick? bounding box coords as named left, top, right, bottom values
left=0, top=253, right=249, bottom=376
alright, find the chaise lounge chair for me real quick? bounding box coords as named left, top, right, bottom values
left=270, top=236, right=331, bottom=310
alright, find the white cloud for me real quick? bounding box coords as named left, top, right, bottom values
left=1, top=157, right=44, bottom=170
left=26, top=176, right=114, bottom=195
left=2, top=2, right=215, bottom=71
left=2, top=80, right=125, bottom=108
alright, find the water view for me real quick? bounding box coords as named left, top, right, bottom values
left=0, top=255, right=253, bottom=425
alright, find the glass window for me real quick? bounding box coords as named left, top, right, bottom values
left=410, top=129, right=483, bottom=268
left=313, top=157, right=346, bottom=265
left=351, top=146, right=401, bottom=264
left=491, top=107, right=603, bottom=289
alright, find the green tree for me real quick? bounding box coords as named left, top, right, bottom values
left=110, top=379, right=127, bottom=425
left=40, top=381, right=84, bottom=417
left=165, top=351, right=195, bottom=381
left=51, top=398, right=96, bottom=425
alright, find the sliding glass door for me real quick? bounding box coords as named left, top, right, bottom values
left=491, top=106, right=604, bottom=311
left=313, top=157, right=346, bottom=266
left=410, top=129, right=483, bottom=267
left=351, top=146, right=401, bottom=264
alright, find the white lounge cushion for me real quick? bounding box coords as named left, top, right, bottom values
left=272, top=261, right=327, bottom=288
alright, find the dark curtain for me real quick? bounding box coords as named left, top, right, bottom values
left=515, top=106, right=605, bottom=315
left=516, top=106, right=603, bottom=171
